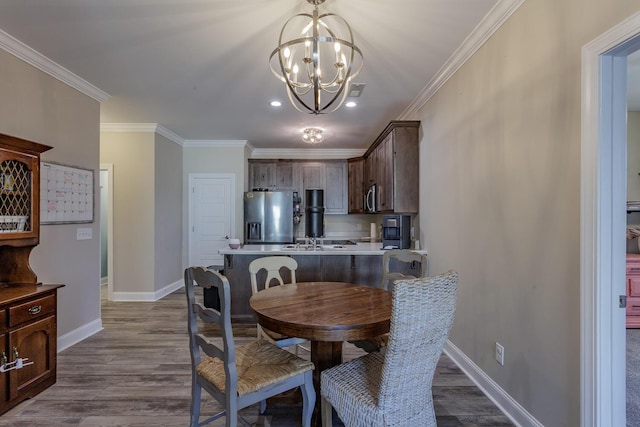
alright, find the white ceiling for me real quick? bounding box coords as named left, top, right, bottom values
left=0, top=1, right=636, bottom=149
left=0, top=0, right=502, bottom=150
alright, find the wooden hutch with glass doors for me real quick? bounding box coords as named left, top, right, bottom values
left=0, top=132, right=64, bottom=414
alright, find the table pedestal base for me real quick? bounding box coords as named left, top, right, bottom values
left=311, top=341, right=342, bottom=427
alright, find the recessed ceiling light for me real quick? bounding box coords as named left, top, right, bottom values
left=345, top=101, right=357, bottom=108
left=270, top=100, right=282, bottom=107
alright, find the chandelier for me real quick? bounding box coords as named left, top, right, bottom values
left=270, top=0, right=363, bottom=115
left=302, top=127, right=324, bottom=144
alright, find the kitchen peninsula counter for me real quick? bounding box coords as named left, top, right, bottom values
left=219, top=242, right=417, bottom=256
left=219, top=242, right=427, bottom=323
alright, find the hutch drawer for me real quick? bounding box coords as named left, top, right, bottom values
left=9, top=294, right=55, bottom=327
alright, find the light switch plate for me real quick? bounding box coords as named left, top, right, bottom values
left=77, top=228, right=92, bottom=240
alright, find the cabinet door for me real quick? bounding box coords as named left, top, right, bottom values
left=223, top=254, right=259, bottom=323
left=8, top=316, right=55, bottom=400
left=392, top=125, right=420, bottom=213
left=300, top=163, right=326, bottom=209
left=0, top=151, right=38, bottom=240
left=321, top=255, right=355, bottom=283
left=378, top=134, right=393, bottom=212
left=275, top=163, right=298, bottom=190
left=348, top=159, right=365, bottom=213
left=0, top=332, right=6, bottom=405
left=249, top=163, right=276, bottom=190
left=365, top=147, right=377, bottom=186
left=301, top=163, right=325, bottom=189
left=292, top=255, right=322, bottom=282
left=325, top=162, right=347, bottom=215
left=352, top=255, right=383, bottom=288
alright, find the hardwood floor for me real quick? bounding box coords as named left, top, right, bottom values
left=0, top=286, right=514, bottom=426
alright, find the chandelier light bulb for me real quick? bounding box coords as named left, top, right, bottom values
left=269, top=0, right=363, bottom=115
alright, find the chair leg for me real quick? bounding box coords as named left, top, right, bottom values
left=321, top=396, right=333, bottom=427
left=190, top=380, right=201, bottom=427
left=300, top=371, right=315, bottom=427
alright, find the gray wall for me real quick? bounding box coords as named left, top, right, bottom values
left=100, top=130, right=183, bottom=295
left=100, top=131, right=155, bottom=294
left=413, top=0, right=639, bottom=425
left=0, top=48, right=101, bottom=339
left=154, top=134, right=183, bottom=291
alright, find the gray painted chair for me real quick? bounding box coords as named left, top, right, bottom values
left=184, top=266, right=315, bottom=427
left=351, top=249, right=430, bottom=353
left=380, top=249, right=429, bottom=291
left=321, top=270, right=458, bottom=427
left=249, top=256, right=308, bottom=351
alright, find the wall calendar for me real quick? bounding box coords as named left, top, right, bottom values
left=40, top=161, right=94, bottom=224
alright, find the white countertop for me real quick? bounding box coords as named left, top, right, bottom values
left=219, top=242, right=427, bottom=256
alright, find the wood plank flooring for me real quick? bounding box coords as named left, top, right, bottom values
left=0, top=287, right=514, bottom=426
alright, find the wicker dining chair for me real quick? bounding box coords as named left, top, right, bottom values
left=321, top=270, right=458, bottom=427
left=351, top=249, right=430, bottom=353
left=249, top=256, right=308, bottom=351
left=184, top=266, right=315, bottom=427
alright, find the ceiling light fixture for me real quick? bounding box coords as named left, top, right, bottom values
left=270, top=0, right=363, bottom=115
left=302, top=127, right=324, bottom=144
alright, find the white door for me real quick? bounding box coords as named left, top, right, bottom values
left=189, top=174, right=235, bottom=268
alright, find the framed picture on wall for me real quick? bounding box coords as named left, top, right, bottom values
left=40, top=161, right=94, bottom=224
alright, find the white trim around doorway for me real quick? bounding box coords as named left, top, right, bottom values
left=581, top=11, right=640, bottom=427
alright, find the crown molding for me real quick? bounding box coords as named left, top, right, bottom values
left=399, top=0, right=526, bottom=119
left=183, top=140, right=249, bottom=148
left=100, top=123, right=184, bottom=146
left=250, top=148, right=366, bottom=160
left=0, top=29, right=110, bottom=103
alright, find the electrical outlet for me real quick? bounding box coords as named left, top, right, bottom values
left=76, top=228, right=92, bottom=240
left=495, top=342, right=505, bottom=366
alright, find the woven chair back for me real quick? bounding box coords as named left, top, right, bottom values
left=378, top=270, right=458, bottom=420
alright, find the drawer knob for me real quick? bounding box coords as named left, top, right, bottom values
left=28, top=305, right=42, bottom=315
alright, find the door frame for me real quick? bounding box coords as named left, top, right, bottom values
left=581, top=12, right=640, bottom=426
left=188, top=173, right=236, bottom=267
left=100, top=163, right=114, bottom=302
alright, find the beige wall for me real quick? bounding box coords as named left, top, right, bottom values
left=182, top=146, right=248, bottom=266
left=100, top=131, right=156, bottom=293
left=154, top=134, right=183, bottom=291
left=414, top=0, right=639, bottom=425
left=0, top=49, right=101, bottom=338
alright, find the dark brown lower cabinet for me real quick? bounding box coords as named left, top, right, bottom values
left=224, top=253, right=401, bottom=323
left=0, top=284, right=63, bottom=414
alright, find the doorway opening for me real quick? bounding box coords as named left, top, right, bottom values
left=100, top=164, right=114, bottom=302
left=581, top=12, right=640, bottom=427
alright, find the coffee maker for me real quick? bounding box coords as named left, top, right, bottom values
left=382, top=214, right=411, bottom=249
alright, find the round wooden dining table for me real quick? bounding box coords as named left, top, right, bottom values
left=249, top=281, right=392, bottom=426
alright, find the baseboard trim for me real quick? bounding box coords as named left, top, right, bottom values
left=57, top=318, right=103, bottom=353
left=112, top=279, right=182, bottom=302
left=444, top=340, right=543, bottom=427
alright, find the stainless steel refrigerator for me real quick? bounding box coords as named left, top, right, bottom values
left=244, top=190, right=294, bottom=244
